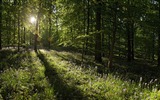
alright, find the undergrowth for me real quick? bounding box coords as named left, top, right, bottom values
left=0, top=49, right=160, bottom=100
left=0, top=50, right=55, bottom=100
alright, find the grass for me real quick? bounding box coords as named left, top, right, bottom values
left=0, top=50, right=55, bottom=100
left=0, top=49, right=160, bottom=100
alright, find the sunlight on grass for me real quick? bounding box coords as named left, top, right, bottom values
left=0, top=50, right=55, bottom=100
left=39, top=49, right=160, bottom=100
left=0, top=49, right=160, bottom=99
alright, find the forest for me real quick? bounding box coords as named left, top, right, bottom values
left=0, top=0, right=160, bottom=99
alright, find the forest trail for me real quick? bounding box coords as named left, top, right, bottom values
left=0, top=49, right=160, bottom=100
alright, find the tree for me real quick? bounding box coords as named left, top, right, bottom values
left=158, top=0, right=160, bottom=67
left=34, top=10, right=40, bottom=52
left=95, top=0, right=102, bottom=63
left=18, top=9, right=20, bottom=51
left=126, top=0, right=135, bottom=62
left=0, top=0, right=2, bottom=50
left=48, top=0, right=53, bottom=49
left=108, top=1, right=118, bottom=67
left=85, top=0, right=90, bottom=55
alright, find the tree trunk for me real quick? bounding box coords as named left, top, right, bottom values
left=7, top=13, right=10, bottom=47
left=0, top=0, right=2, bottom=49
left=34, top=14, right=39, bottom=52
left=127, top=23, right=131, bottom=62
left=13, top=19, right=16, bottom=46
left=95, top=0, right=102, bottom=63
left=13, top=0, right=17, bottom=48
left=18, top=11, right=20, bottom=51
left=158, top=2, right=160, bottom=67
left=48, top=15, right=51, bottom=49
left=48, top=3, right=52, bottom=49
left=34, top=3, right=41, bottom=52
left=102, top=17, right=105, bottom=57
left=108, top=2, right=118, bottom=68
left=23, top=27, right=25, bottom=44
left=30, top=31, right=32, bottom=45
left=82, top=0, right=86, bottom=62
left=158, top=33, right=160, bottom=66
left=152, top=32, right=155, bottom=61
left=127, top=0, right=132, bottom=62
left=131, top=22, right=134, bottom=60
left=85, top=0, right=89, bottom=55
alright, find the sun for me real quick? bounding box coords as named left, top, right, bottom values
left=30, top=16, right=36, bottom=24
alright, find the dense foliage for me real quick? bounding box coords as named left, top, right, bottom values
left=1, top=0, right=160, bottom=66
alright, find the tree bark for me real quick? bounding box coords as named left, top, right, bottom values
left=85, top=0, right=90, bottom=55
left=82, top=0, right=86, bottom=62
left=0, top=0, right=2, bottom=50
left=48, top=14, right=51, bottom=49
left=102, top=17, right=105, bottom=57
left=152, top=32, right=155, bottom=61
left=131, top=22, right=134, bottom=60
left=18, top=11, right=20, bottom=51
left=127, top=0, right=132, bottom=62
left=34, top=2, right=41, bottom=52
left=13, top=19, right=16, bottom=45
left=34, top=13, right=39, bottom=52
left=127, top=22, right=131, bottom=62
left=108, top=2, right=118, bottom=68
left=158, top=2, right=160, bottom=67
left=23, top=27, right=25, bottom=44
left=95, top=0, right=102, bottom=63
left=48, top=2, right=52, bottom=49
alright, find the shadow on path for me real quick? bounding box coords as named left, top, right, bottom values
left=36, top=50, right=87, bottom=100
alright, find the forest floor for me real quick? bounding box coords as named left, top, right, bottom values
left=0, top=48, right=160, bottom=100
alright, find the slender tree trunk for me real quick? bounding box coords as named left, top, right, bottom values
left=82, top=0, right=86, bottom=61
left=8, top=9, right=11, bottom=46
left=18, top=11, right=20, bottom=51
left=152, top=32, right=155, bottom=61
left=108, top=30, right=111, bottom=56
left=158, top=34, right=160, bottom=66
left=21, top=25, right=23, bottom=45
left=0, top=0, right=1, bottom=50
left=56, top=14, right=58, bottom=42
left=95, top=0, right=102, bottom=63
left=23, top=27, right=25, bottom=44
left=56, top=16, right=58, bottom=32
left=158, top=2, right=160, bottom=67
left=102, top=18, right=105, bottom=57
left=85, top=0, right=89, bottom=55
left=48, top=15, right=51, bottom=49
left=48, top=3, right=52, bottom=49
left=131, top=22, right=134, bottom=60
left=108, top=2, right=117, bottom=68
left=13, top=0, right=17, bottom=48
left=34, top=13, right=39, bottom=52
left=90, top=5, right=94, bottom=49
left=13, top=19, right=16, bottom=46
left=127, top=23, right=131, bottom=62
left=34, top=2, right=41, bottom=52
left=30, top=31, right=32, bottom=45
left=7, top=14, right=10, bottom=47
left=127, top=0, right=132, bottom=62
left=8, top=17, right=11, bottom=46
left=118, top=29, right=121, bottom=57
